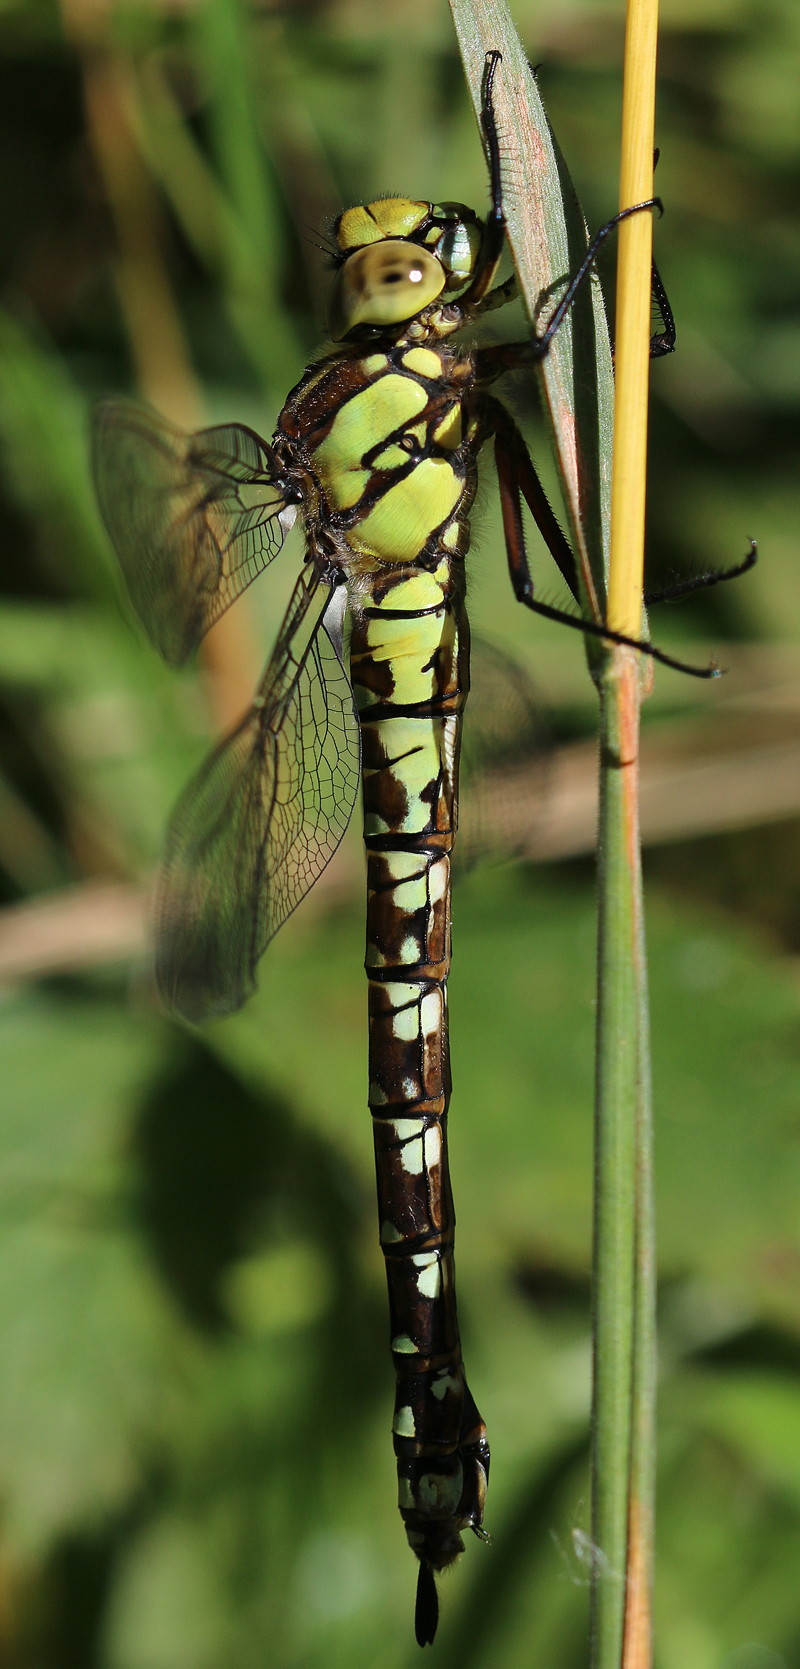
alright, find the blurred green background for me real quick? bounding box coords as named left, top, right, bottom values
left=0, top=0, right=799, bottom=1665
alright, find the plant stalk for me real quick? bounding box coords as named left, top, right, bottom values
left=591, top=650, right=640, bottom=1669
left=591, top=0, right=659, bottom=1666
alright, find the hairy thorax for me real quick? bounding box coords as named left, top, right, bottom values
left=277, top=326, right=481, bottom=577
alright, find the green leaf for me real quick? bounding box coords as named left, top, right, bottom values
left=0, top=991, right=189, bottom=1555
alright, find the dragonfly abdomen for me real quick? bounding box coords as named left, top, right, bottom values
left=350, top=556, right=489, bottom=1588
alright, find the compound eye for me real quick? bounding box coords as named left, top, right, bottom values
left=436, top=221, right=482, bottom=286
left=327, top=241, right=445, bottom=340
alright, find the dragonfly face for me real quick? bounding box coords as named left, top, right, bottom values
left=327, top=197, right=485, bottom=341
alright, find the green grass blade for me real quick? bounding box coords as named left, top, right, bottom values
left=186, top=0, right=303, bottom=392
left=449, top=0, right=613, bottom=621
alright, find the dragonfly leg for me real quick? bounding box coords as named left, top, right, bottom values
left=462, top=50, right=671, bottom=353
left=474, top=223, right=672, bottom=370
left=530, top=198, right=664, bottom=356
left=459, top=50, right=507, bottom=307
left=462, top=51, right=670, bottom=352
left=650, top=146, right=675, bottom=356
left=644, top=540, right=757, bottom=605
left=475, top=256, right=671, bottom=378
left=470, top=271, right=519, bottom=320
left=485, top=396, right=579, bottom=598
left=650, top=257, right=676, bottom=357
left=489, top=398, right=723, bottom=679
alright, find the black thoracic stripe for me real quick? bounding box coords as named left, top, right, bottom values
left=336, top=450, right=466, bottom=529
left=333, top=455, right=421, bottom=521
left=291, top=363, right=455, bottom=455
left=349, top=555, right=489, bottom=1585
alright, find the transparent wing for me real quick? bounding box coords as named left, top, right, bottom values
left=457, top=637, right=551, bottom=869
left=155, top=570, right=361, bottom=1022
left=92, top=400, right=300, bottom=665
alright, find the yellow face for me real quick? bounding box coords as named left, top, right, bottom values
left=327, top=197, right=484, bottom=341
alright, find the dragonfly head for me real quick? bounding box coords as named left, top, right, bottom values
left=327, top=197, right=484, bottom=341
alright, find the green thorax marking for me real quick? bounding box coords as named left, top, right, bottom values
left=279, top=342, right=474, bottom=566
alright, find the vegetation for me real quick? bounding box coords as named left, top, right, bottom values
left=0, top=1, right=799, bottom=1666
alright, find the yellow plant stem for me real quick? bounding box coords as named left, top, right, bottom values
left=592, top=2, right=659, bottom=1668
left=607, top=0, right=658, bottom=638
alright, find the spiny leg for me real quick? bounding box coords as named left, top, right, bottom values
left=476, top=244, right=674, bottom=375
left=489, top=403, right=722, bottom=679
left=650, top=258, right=675, bottom=356
left=474, top=56, right=751, bottom=661
left=484, top=399, right=754, bottom=634
left=644, top=540, right=757, bottom=604
left=471, top=49, right=674, bottom=354
left=467, top=50, right=672, bottom=354
left=460, top=49, right=507, bottom=307
left=528, top=198, right=664, bottom=356
left=650, top=146, right=675, bottom=356
left=484, top=395, right=579, bottom=599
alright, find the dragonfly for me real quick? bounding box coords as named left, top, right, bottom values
left=92, top=50, right=755, bottom=1648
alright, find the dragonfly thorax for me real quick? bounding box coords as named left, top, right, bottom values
left=328, top=197, right=484, bottom=342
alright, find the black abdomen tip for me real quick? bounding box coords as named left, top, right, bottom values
left=415, top=1561, right=439, bottom=1647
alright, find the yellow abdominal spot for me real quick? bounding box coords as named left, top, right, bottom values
left=365, top=610, right=455, bottom=704
left=363, top=716, right=444, bottom=833
left=416, top=1259, right=441, bottom=1300
left=393, top=1405, right=416, bottom=1438
left=392, top=1006, right=420, bottom=1042
left=383, top=980, right=422, bottom=1008
left=382, top=850, right=430, bottom=881
left=372, top=569, right=449, bottom=611
left=365, top=607, right=449, bottom=661
left=351, top=458, right=462, bottom=562
left=389, top=872, right=428, bottom=911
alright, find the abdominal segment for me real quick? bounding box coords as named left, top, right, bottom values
left=350, top=551, right=489, bottom=1574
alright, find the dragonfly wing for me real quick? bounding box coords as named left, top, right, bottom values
left=458, top=637, right=551, bottom=869
left=155, top=570, right=361, bottom=1022
left=92, top=401, right=299, bottom=665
